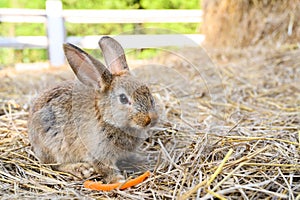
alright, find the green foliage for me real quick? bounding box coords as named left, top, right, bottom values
left=0, top=0, right=45, bottom=8
left=127, top=49, right=160, bottom=60
left=0, top=49, right=15, bottom=68
left=140, top=0, right=199, bottom=9
left=0, top=0, right=201, bottom=65
left=61, top=0, right=142, bottom=9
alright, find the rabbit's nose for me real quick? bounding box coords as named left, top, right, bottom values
left=135, top=112, right=158, bottom=127
left=143, top=115, right=151, bottom=126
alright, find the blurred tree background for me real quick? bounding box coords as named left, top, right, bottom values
left=0, top=0, right=201, bottom=67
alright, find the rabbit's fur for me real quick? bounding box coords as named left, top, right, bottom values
left=28, top=36, right=158, bottom=182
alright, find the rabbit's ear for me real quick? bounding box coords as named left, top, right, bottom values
left=63, top=43, right=112, bottom=91
left=98, top=36, right=129, bottom=75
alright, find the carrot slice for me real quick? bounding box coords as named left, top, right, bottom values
left=84, top=171, right=151, bottom=191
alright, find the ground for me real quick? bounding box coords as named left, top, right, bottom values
left=0, top=46, right=299, bottom=199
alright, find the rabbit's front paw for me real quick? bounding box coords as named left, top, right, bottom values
left=106, top=173, right=125, bottom=183
left=58, top=162, right=95, bottom=179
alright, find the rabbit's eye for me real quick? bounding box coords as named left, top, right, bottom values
left=119, top=94, right=129, bottom=104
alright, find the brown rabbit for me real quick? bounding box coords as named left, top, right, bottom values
left=27, top=36, right=158, bottom=182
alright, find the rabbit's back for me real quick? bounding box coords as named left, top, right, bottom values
left=29, top=81, right=74, bottom=129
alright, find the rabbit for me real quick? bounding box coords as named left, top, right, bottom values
left=27, top=36, right=158, bottom=182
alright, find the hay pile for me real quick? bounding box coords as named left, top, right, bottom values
left=0, top=46, right=299, bottom=199
left=202, top=0, right=300, bottom=48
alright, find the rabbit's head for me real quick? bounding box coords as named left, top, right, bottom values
left=63, top=36, right=158, bottom=131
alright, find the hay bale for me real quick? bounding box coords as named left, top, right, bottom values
left=202, top=0, right=300, bottom=47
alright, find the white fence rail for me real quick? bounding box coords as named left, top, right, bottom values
left=0, top=0, right=203, bottom=66
left=0, top=8, right=203, bottom=23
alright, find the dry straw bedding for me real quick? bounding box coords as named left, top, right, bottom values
left=0, top=47, right=299, bottom=199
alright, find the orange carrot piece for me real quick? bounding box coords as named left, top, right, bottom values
left=84, top=181, right=121, bottom=191
left=84, top=171, right=151, bottom=191
left=119, top=171, right=150, bottom=189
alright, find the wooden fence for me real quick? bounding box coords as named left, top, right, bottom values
left=0, top=0, right=204, bottom=66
